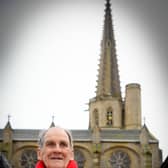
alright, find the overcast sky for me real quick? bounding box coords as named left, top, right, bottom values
left=0, top=0, right=168, bottom=160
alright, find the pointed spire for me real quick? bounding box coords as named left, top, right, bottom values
left=4, top=115, right=12, bottom=129
left=104, top=0, right=113, bottom=40
left=96, top=0, right=121, bottom=99
left=49, top=115, right=55, bottom=128
left=140, top=124, right=149, bottom=145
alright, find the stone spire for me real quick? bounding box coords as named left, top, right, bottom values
left=96, top=0, right=121, bottom=99
left=49, top=115, right=55, bottom=128
left=4, top=115, right=12, bottom=130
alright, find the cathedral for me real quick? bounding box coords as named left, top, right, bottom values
left=0, top=0, right=162, bottom=168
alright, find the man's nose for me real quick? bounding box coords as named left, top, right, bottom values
left=53, top=144, right=62, bottom=151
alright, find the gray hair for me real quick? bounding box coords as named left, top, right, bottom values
left=38, top=126, right=73, bottom=149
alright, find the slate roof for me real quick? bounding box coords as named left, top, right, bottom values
left=0, top=128, right=158, bottom=143
left=100, top=129, right=157, bottom=143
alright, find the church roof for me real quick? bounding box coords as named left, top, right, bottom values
left=0, top=128, right=158, bottom=143
left=100, top=129, right=157, bottom=143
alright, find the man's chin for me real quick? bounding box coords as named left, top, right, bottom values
left=48, top=160, right=65, bottom=168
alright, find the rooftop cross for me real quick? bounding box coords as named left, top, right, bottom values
left=8, top=114, right=11, bottom=122
left=143, top=117, right=146, bottom=125
left=52, top=115, right=55, bottom=123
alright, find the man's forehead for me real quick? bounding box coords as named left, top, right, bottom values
left=45, top=127, right=69, bottom=139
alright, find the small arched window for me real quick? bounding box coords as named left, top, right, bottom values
left=106, top=108, right=113, bottom=126
left=106, top=40, right=111, bottom=47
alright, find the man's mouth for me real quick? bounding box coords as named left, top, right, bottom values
left=50, top=156, right=63, bottom=160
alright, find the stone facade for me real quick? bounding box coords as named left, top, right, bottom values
left=0, top=125, right=162, bottom=168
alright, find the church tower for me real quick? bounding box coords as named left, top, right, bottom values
left=89, top=0, right=141, bottom=130
left=87, top=1, right=161, bottom=167
left=89, top=0, right=123, bottom=130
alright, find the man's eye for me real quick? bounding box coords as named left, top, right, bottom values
left=60, top=142, right=68, bottom=148
left=46, top=142, right=55, bottom=147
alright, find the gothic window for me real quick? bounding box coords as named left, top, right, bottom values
left=20, top=149, right=37, bottom=168
left=106, top=108, right=113, bottom=126
left=109, top=150, right=131, bottom=168
left=74, top=149, right=85, bottom=168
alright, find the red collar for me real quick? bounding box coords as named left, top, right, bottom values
left=67, top=160, right=78, bottom=168
left=35, top=161, right=45, bottom=168
left=35, top=160, right=78, bottom=168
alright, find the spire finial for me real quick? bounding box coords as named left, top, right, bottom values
left=52, top=115, right=55, bottom=123
left=106, top=0, right=110, bottom=4
left=50, top=114, right=55, bottom=128
left=143, top=117, right=146, bottom=125
left=4, top=114, right=12, bottom=129
left=105, top=0, right=111, bottom=9
left=8, top=114, right=11, bottom=122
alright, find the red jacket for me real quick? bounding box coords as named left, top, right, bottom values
left=35, top=160, right=78, bottom=168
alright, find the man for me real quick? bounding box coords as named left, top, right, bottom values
left=35, top=126, right=78, bottom=168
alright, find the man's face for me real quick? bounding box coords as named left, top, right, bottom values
left=37, top=127, right=73, bottom=168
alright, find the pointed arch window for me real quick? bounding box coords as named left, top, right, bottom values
left=106, top=107, right=113, bottom=126
left=20, top=149, right=37, bottom=168
left=74, top=149, right=85, bottom=168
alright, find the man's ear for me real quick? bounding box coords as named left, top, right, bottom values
left=68, top=149, right=74, bottom=160
left=37, top=148, right=42, bottom=160
left=71, top=149, right=74, bottom=160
